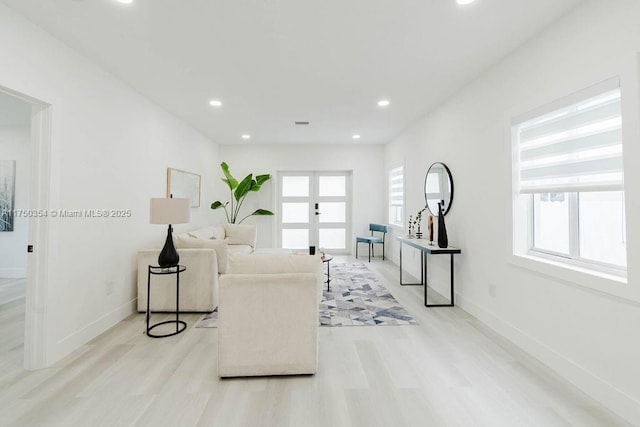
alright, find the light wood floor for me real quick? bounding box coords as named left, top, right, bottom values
left=0, top=278, right=26, bottom=370
left=0, top=261, right=630, bottom=426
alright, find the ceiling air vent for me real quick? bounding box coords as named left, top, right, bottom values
left=294, top=121, right=310, bottom=125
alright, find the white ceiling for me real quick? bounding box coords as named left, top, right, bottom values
left=1, top=0, right=582, bottom=145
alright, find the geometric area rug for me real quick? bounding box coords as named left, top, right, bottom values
left=196, top=262, right=417, bottom=328
left=319, top=262, right=417, bottom=326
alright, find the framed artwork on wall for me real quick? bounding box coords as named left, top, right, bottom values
left=167, top=167, right=201, bottom=208
left=0, top=160, right=16, bottom=232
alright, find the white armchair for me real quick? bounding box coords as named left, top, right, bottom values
left=218, top=254, right=323, bottom=377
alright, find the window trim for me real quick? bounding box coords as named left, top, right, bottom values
left=508, top=69, right=639, bottom=302
left=388, top=163, right=405, bottom=230
left=529, top=191, right=627, bottom=276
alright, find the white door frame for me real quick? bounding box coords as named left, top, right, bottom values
left=276, top=171, right=352, bottom=254
left=1, top=86, right=52, bottom=370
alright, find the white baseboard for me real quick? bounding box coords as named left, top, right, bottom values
left=456, top=293, right=640, bottom=426
left=0, top=268, right=27, bottom=278
left=50, top=298, right=137, bottom=365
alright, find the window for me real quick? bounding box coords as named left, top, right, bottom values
left=513, top=78, right=627, bottom=273
left=389, top=165, right=404, bottom=227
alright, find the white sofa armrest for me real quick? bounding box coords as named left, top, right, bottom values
left=137, top=248, right=219, bottom=312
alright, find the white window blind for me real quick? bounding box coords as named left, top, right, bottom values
left=389, top=165, right=404, bottom=226
left=389, top=166, right=403, bottom=208
left=514, top=78, right=623, bottom=194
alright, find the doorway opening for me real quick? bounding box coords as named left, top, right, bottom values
left=0, top=86, right=52, bottom=370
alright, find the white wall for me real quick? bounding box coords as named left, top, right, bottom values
left=385, top=0, right=640, bottom=423
left=218, top=144, right=385, bottom=249
left=0, top=4, right=219, bottom=365
left=0, top=126, right=30, bottom=277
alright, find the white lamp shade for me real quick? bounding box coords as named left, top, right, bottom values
left=150, top=198, right=191, bottom=224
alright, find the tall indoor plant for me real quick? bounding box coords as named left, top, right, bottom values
left=210, top=162, right=274, bottom=223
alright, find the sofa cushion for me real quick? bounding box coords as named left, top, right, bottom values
left=224, top=224, right=257, bottom=247
left=176, top=234, right=229, bottom=274
left=211, top=225, right=226, bottom=240
left=187, top=225, right=225, bottom=240
left=227, top=245, right=253, bottom=256
left=229, top=253, right=322, bottom=276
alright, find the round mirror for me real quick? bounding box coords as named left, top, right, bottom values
left=424, top=162, right=454, bottom=216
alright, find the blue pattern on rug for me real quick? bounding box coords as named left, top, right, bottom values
left=320, top=262, right=417, bottom=326
left=196, top=262, right=417, bottom=328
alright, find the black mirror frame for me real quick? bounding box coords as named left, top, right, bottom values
left=424, top=162, right=454, bottom=217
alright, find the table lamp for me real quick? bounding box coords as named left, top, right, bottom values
left=150, top=196, right=191, bottom=267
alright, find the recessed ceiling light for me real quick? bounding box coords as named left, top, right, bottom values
left=352, top=134, right=361, bottom=140
left=209, top=100, right=222, bottom=107
left=456, top=0, right=476, bottom=5
left=115, top=0, right=133, bottom=4
left=241, top=134, right=251, bottom=140
left=377, top=99, right=390, bottom=107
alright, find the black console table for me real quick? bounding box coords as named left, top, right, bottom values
left=397, top=237, right=461, bottom=307
left=146, top=264, right=187, bottom=338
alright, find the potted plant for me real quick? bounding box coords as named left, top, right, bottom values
left=210, top=162, right=274, bottom=223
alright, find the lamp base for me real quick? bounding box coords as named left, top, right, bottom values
left=158, top=225, right=179, bottom=267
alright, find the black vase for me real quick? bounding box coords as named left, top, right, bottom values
left=158, top=225, right=179, bottom=267
left=437, top=202, right=448, bottom=248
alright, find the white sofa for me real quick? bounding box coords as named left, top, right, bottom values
left=137, top=224, right=256, bottom=313
left=218, top=253, right=323, bottom=378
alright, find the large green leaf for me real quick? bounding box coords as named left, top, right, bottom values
left=252, top=209, right=274, bottom=216
left=251, top=174, right=272, bottom=192
left=255, top=174, right=271, bottom=185
left=220, top=162, right=238, bottom=189
left=234, top=174, right=254, bottom=201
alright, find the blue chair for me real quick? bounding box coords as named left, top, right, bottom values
left=356, top=224, right=388, bottom=262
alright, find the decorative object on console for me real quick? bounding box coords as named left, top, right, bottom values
left=428, top=215, right=434, bottom=245
left=167, top=167, right=201, bottom=207
left=150, top=196, right=191, bottom=267
left=437, top=201, right=448, bottom=248
left=210, top=162, right=274, bottom=223
left=407, top=215, right=414, bottom=237
left=425, top=162, right=454, bottom=217
left=414, top=207, right=427, bottom=239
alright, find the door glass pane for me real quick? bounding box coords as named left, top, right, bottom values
left=282, top=229, right=309, bottom=249
left=533, top=193, right=570, bottom=254
left=579, top=191, right=626, bottom=267
left=282, top=176, right=309, bottom=197
left=319, top=202, right=345, bottom=223
left=319, top=176, right=345, bottom=197
left=319, top=228, right=345, bottom=250
left=282, top=202, right=309, bottom=223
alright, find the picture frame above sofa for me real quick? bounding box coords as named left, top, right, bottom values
left=167, top=167, right=201, bottom=207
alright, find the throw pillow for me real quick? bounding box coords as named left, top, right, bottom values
left=176, top=234, right=229, bottom=274
left=224, top=224, right=257, bottom=247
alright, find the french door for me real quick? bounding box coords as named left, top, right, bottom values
left=277, top=171, right=351, bottom=254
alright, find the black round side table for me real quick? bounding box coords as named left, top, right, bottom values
left=322, top=254, right=334, bottom=292
left=146, top=264, right=187, bottom=338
